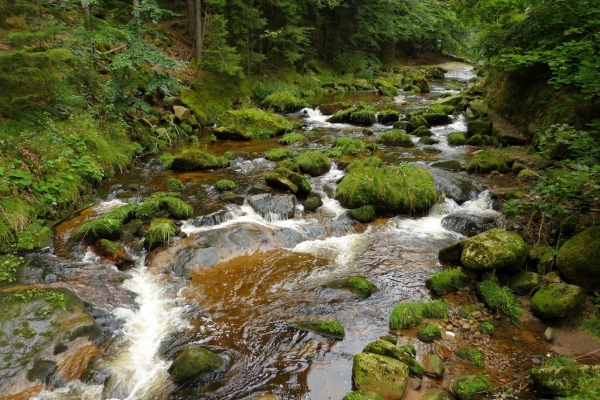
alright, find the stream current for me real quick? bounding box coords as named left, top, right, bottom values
left=23, top=65, right=537, bottom=400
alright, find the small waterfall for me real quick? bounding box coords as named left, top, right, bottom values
left=190, top=205, right=245, bottom=228
left=301, top=107, right=330, bottom=123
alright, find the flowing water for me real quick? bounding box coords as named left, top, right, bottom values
left=15, top=64, right=553, bottom=400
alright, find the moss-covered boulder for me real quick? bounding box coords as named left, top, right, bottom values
left=422, top=113, right=451, bottom=126
left=530, top=283, right=586, bottom=319
left=363, top=340, right=423, bottom=376
left=265, top=148, right=294, bottom=161
left=529, top=245, right=555, bottom=275
left=407, top=116, right=430, bottom=133
left=378, top=130, right=415, bottom=147
left=71, top=217, right=123, bottom=244
left=353, top=352, right=410, bottom=400
left=377, top=110, right=400, bottom=124
left=461, top=229, right=528, bottom=271
left=94, top=239, right=134, bottom=270
left=426, top=268, right=470, bottom=295
left=304, top=196, right=323, bottom=212
left=413, top=76, right=431, bottom=93
left=215, top=179, right=236, bottom=191
left=328, top=104, right=376, bottom=126
left=144, top=218, right=178, bottom=250
left=417, top=323, right=442, bottom=342
left=420, top=389, right=455, bottom=400
left=451, top=374, right=491, bottom=400
left=530, top=364, right=600, bottom=398
left=215, top=108, right=296, bottom=139
left=466, top=151, right=510, bottom=173
left=343, top=391, right=385, bottom=400
left=326, top=276, right=377, bottom=296
left=412, top=126, right=433, bottom=137
left=423, top=354, right=444, bottom=379
left=261, top=91, right=309, bottom=113
left=508, top=271, right=540, bottom=296
left=447, top=132, right=466, bottom=146
left=419, top=137, right=439, bottom=145
left=168, top=345, right=223, bottom=383
left=290, top=320, right=345, bottom=339
left=466, top=119, right=492, bottom=137
left=349, top=205, right=376, bottom=223
left=336, top=164, right=438, bottom=214
left=555, top=226, right=600, bottom=290
left=374, top=77, right=401, bottom=96
left=170, top=148, right=230, bottom=170
left=277, top=167, right=311, bottom=195
left=265, top=172, right=298, bottom=194
left=438, top=240, right=466, bottom=263
left=295, top=151, right=331, bottom=176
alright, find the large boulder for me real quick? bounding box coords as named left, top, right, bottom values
left=168, top=345, right=222, bottom=383
left=170, top=148, right=229, bottom=171
left=362, top=340, right=423, bottom=376
left=248, top=194, right=296, bottom=220
left=265, top=172, right=299, bottom=194
left=530, top=283, right=586, bottom=319
left=531, top=364, right=600, bottom=398
left=353, top=353, right=410, bottom=400
left=438, top=240, right=466, bottom=263
left=461, top=229, right=528, bottom=271
left=466, top=119, right=492, bottom=137
left=466, top=151, right=510, bottom=173
left=295, top=150, right=331, bottom=176
left=508, top=271, right=540, bottom=296
left=441, top=210, right=500, bottom=237
left=555, top=226, right=600, bottom=290
left=215, top=108, right=296, bottom=140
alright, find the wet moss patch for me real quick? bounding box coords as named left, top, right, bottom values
left=290, top=320, right=345, bottom=339
left=326, top=276, right=377, bottom=296
left=215, top=108, right=296, bottom=139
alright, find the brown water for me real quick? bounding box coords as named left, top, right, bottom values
left=13, top=64, right=573, bottom=400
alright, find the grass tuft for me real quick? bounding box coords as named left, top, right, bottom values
left=389, top=300, right=448, bottom=330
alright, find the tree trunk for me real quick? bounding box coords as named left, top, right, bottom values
left=195, top=0, right=203, bottom=62
left=187, top=0, right=195, bottom=36
left=133, top=0, right=140, bottom=19
left=81, top=2, right=91, bottom=31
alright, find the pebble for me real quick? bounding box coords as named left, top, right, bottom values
left=446, top=324, right=453, bottom=330
left=462, top=323, right=470, bottom=330
left=446, top=331, right=456, bottom=339
left=471, top=311, right=482, bottom=318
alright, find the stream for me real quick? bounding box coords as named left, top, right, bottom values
left=7, top=64, right=556, bottom=399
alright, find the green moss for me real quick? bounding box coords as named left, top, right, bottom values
left=461, top=229, right=528, bottom=272
left=104, top=203, right=138, bottom=223
left=456, top=348, right=485, bottom=368
left=447, top=132, right=466, bottom=146
left=378, top=130, right=415, bottom=147
left=135, top=193, right=192, bottom=220
left=389, top=300, right=448, bottom=330
left=348, top=205, right=376, bottom=222
left=279, top=133, right=307, bottom=145
left=158, top=153, right=174, bottom=168
left=417, top=322, right=442, bottom=342
left=342, top=391, right=385, bottom=400
left=71, top=217, right=122, bottom=242
left=458, top=305, right=472, bottom=319
left=377, top=110, right=400, bottom=124
left=0, top=254, right=23, bottom=283
left=374, top=77, right=401, bottom=96
left=466, top=150, right=510, bottom=173
left=326, top=276, right=377, bottom=296
left=476, top=278, right=524, bottom=323
left=556, top=226, right=600, bottom=290
left=261, top=91, right=310, bottom=113
left=167, top=178, right=185, bottom=191
left=295, top=150, right=331, bottom=176
left=353, top=353, right=410, bottom=397
left=275, top=167, right=311, bottom=194
left=170, top=148, right=230, bottom=171
left=331, top=137, right=366, bottom=156
left=215, top=179, right=236, bottom=191
left=265, top=148, right=295, bottom=161
left=291, top=320, right=345, bottom=339
left=426, top=267, right=470, bottom=295
left=457, top=375, right=491, bottom=399
left=215, top=108, right=296, bottom=139
left=145, top=218, right=177, bottom=249
left=362, top=339, right=424, bottom=376
left=336, top=164, right=438, bottom=214
left=96, top=239, right=120, bottom=253
left=168, top=345, right=222, bottom=383
left=16, top=222, right=53, bottom=252
left=328, top=104, right=376, bottom=126
left=530, top=283, right=587, bottom=320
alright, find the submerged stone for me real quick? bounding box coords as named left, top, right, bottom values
left=168, top=345, right=223, bottom=383
left=326, top=276, right=378, bottom=296
left=441, top=210, right=500, bottom=237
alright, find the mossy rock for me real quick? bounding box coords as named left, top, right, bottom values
left=94, top=239, right=134, bottom=270
left=517, top=169, right=539, bottom=183
left=304, top=196, right=323, bottom=212
left=377, top=110, right=400, bottom=124
left=265, top=148, right=295, bottom=161
left=353, top=352, right=410, bottom=399
left=393, top=121, right=409, bottom=130
left=423, top=354, right=445, bottom=379
left=508, top=271, right=540, bottom=296
left=215, top=179, right=236, bottom=191
left=511, top=162, right=527, bottom=174
left=375, top=77, right=401, bottom=97
left=135, top=193, right=193, bottom=220
left=290, top=320, right=345, bottom=339
left=27, top=359, right=57, bottom=384
left=466, top=119, right=492, bottom=137
left=451, top=374, right=491, bottom=400
left=215, top=108, right=296, bottom=139
left=389, top=301, right=448, bottom=330
left=412, top=126, right=433, bottom=137
left=413, top=76, right=431, bottom=93
left=378, top=130, right=415, bottom=147
left=363, top=340, right=423, bottom=376
left=336, top=164, right=438, bottom=214
left=168, top=345, right=223, bottom=383
left=447, top=132, right=466, bottom=146
left=530, top=283, right=586, bottom=319
left=455, top=348, right=484, bottom=368
left=261, top=91, right=310, bottom=113
left=279, top=133, right=307, bottom=145
left=530, top=364, right=600, bottom=398
left=555, top=226, right=600, bottom=290
left=144, top=218, right=178, bottom=250
left=419, top=137, right=439, bottom=145
left=349, top=205, right=376, bottom=223
left=435, top=95, right=465, bottom=108
left=420, top=389, right=455, bottom=400
left=466, top=151, right=510, bottom=173
left=342, top=391, right=385, bottom=400
left=328, top=104, right=376, bottom=126
left=71, top=217, right=123, bottom=244
left=476, top=279, right=524, bottom=322
left=265, top=172, right=298, bottom=194
left=426, top=268, right=470, bottom=295
left=529, top=245, right=555, bottom=275
left=438, top=240, right=466, bottom=262
left=461, top=229, right=528, bottom=271
left=422, top=113, right=451, bottom=126
left=407, top=116, right=430, bottom=133
left=16, top=222, right=53, bottom=252
left=295, top=151, right=331, bottom=176
left=465, top=134, right=485, bottom=146
left=417, top=323, right=442, bottom=342
left=167, top=178, right=185, bottom=191
left=326, top=276, right=377, bottom=296
left=170, top=148, right=229, bottom=170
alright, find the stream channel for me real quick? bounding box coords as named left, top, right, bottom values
left=5, top=64, right=562, bottom=399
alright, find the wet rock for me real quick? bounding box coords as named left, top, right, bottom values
left=427, top=168, right=481, bottom=204
left=508, top=271, right=540, bottom=296
left=407, top=116, right=430, bottom=133
left=27, top=359, right=59, bottom=385
left=511, top=162, right=527, bottom=174
left=530, top=283, right=586, bottom=319
left=94, top=239, right=135, bottom=270
left=431, top=160, right=462, bottom=172
left=276, top=167, right=311, bottom=195
left=168, top=345, right=223, bottom=383
left=353, top=353, right=410, bottom=399
left=265, top=172, right=298, bottom=193
left=342, top=391, right=384, bottom=400
left=543, top=327, right=554, bottom=343
left=418, top=323, right=442, bottom=343
left=555, top=226, right=600, bottom=290
left=362, top=340, right=423, bottom=376
left=450, top=374, right=490, bottom=400
left=348, top=205, right=376, bottom=223
left=531, top=364, right=600, bottom=398
left=466, top=150, right=510, bottom=173
left=326, top=276, right=377, bottom=296
left=461, top=229, right=528, bottom=272
left=423, top=354, right=444, bottom=379
left=466, top=119, right=492, bottom=137
left=221, top=191, right=245, bottom=205
left=423, top=113, right=451, bottom=126
left=393, top=121, right=409, bottom=130
left=170, top=148, right=229, bottom=170
left=304, top=196, right=323, bottom=212
left=378, top=110, right=400, bottom=124
left=447, top=132, right=466, bottom=146
left=413, top=126, right=433, bottom=137
left=191, top=206, right=242, bottom=228
left=289, top=320, right=345, bottom=340
left=438, top=240, right=466, bottom=263
left=248, top=193, right=296, bottom=220
left=419, top=137, right=440, bottom=145
left=420, top=389, right=455, bottom=400
left=441, top=210, right=500, bottom=237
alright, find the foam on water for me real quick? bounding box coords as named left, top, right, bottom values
left=292, top=227, right=371, bottom=268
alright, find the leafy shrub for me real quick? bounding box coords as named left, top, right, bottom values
left=0, top=254, right=23, bottom=283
